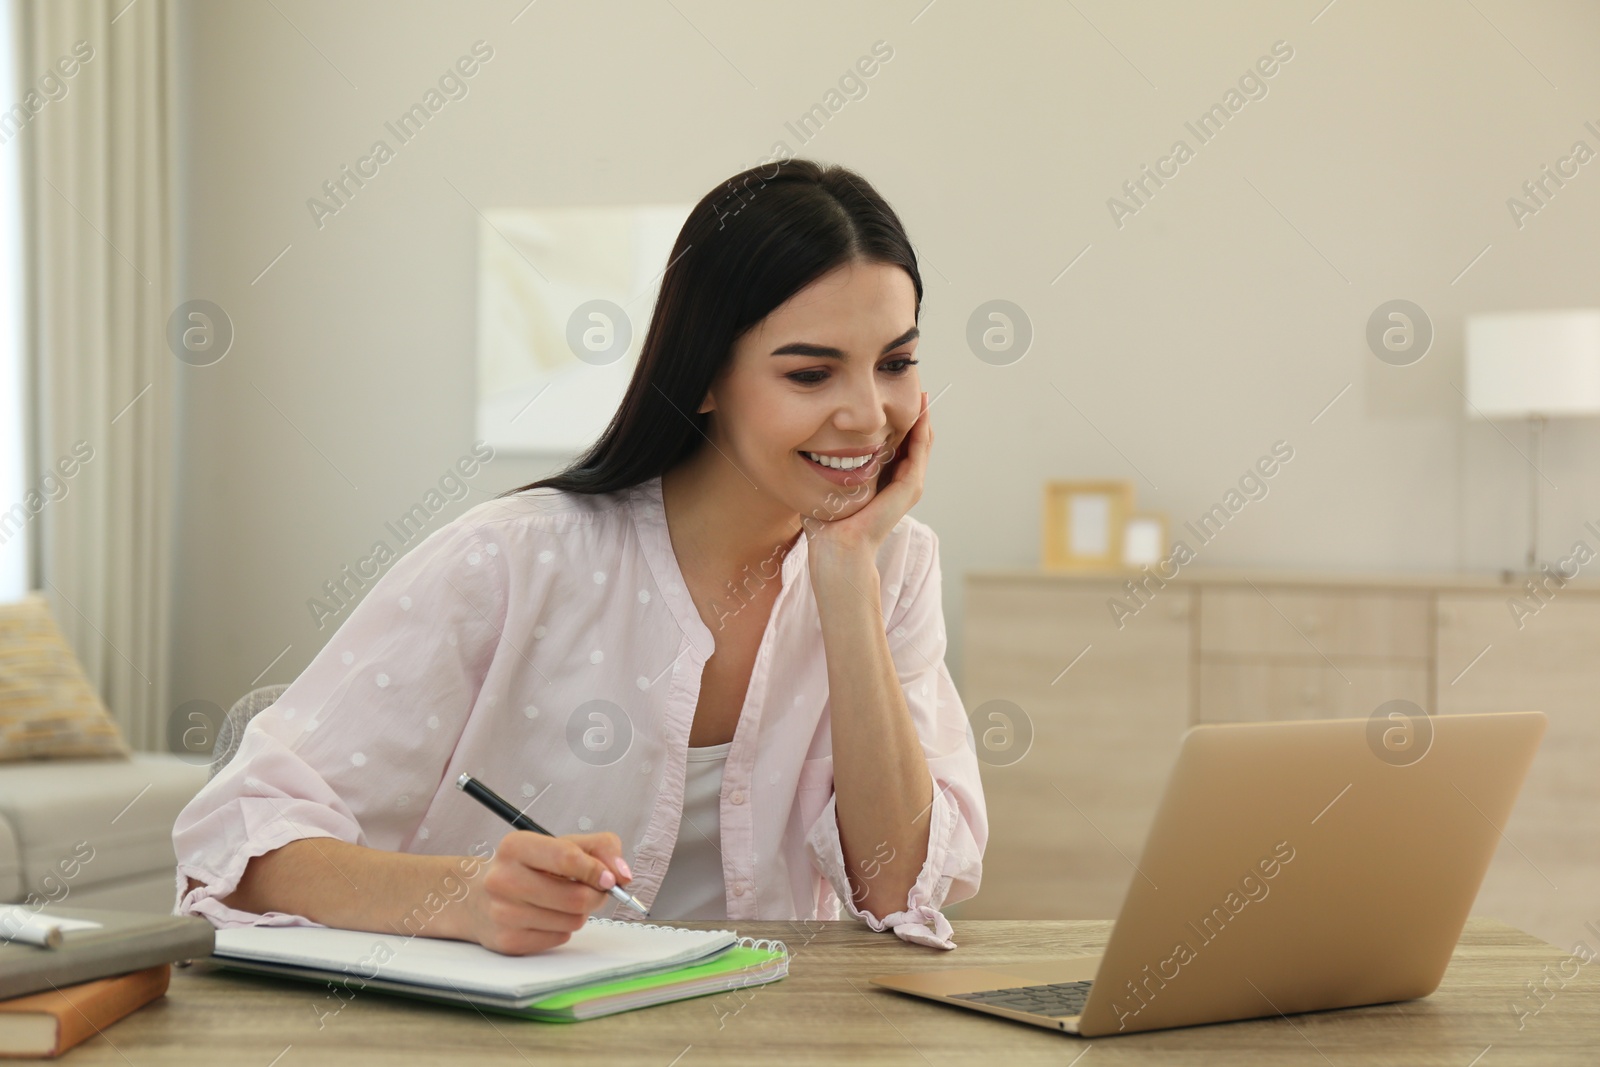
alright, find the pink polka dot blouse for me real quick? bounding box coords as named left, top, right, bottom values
left=172, top=474, right=987, bottom=949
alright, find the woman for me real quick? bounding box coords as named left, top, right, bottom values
left=173, top=158, right=986, bottom=954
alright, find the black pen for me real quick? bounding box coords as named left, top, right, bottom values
left=455, top=772, right=649, bottom=916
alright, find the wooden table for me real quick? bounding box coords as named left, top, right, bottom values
left=61, top=918, right=1600, bottom=1065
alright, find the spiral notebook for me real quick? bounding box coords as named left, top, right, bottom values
left=211, top=917, right=787, bottom=1014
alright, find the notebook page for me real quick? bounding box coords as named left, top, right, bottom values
left=213, top=919, right=737, bottom=1000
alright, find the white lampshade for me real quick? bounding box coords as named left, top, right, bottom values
left=1465, top=309, right=1600, bottom=418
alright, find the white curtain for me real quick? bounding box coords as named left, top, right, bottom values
left=16, top=0, right=174, bottom=751
left=0, top=1, right=26, bottom=600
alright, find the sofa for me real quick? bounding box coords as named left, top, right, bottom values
left=0, top=753, right=210, bottom=912
left=0, top=593, right=214, bottom=913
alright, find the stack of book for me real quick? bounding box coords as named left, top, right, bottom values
left=0, top=905, right=215, bottom=1058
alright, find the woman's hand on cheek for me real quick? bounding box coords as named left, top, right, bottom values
left=804, top=391, right=931, bottom=569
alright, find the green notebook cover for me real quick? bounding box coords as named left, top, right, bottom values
left=215, top=933, right=788, bottom=1022
left=509, top=944, right=786, bottom=1020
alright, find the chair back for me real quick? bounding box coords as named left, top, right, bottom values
left=209, top=684, right=290, bottom=779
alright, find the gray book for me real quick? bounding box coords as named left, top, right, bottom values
left=0, top=905, right=215, bottom=1000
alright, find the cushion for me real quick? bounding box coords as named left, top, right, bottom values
left=0, top=594, right=130, bottom=761
left=0, top=753, right=209, bottom=900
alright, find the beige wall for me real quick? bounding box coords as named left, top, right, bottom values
left=169, top=0, right=1600, bottom=718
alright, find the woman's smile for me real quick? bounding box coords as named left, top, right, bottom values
left=796, top=442, right=889, bottom=488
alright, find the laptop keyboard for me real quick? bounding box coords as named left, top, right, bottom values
left=949, top=980, right=1094, bottom=1017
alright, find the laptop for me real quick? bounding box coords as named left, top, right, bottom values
left=871, top=710, right=1546, bottom=1037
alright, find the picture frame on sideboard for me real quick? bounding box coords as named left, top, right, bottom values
left=1042, top=480, right=1134, bottom=572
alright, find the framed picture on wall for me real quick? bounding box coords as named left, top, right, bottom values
left=474, top=203, right=694, bottom=454
left=1042, top=480, right=1133, bottom=572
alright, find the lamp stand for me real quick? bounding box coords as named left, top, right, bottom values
left=1526, top=414, right=1546, bottom=574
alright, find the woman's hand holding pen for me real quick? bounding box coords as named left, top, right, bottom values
left=455, top=830, right=635, bottom=955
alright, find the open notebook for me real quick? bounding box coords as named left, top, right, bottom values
left=211, top=916, right=788, bottom=1015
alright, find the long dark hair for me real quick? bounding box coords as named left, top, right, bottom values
left=497, top=158, right=923, bottom=499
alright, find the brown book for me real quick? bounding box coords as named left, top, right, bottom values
left=0, top=964, right=169, bottom=1058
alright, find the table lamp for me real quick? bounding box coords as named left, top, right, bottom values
left=1464, top=309, right=1600, bottom=573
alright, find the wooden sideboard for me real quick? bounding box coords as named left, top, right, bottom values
left=955, top=566, right=1600, bottom=951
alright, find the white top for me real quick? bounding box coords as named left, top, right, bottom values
left=649, top=741, right=732, bottom=920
